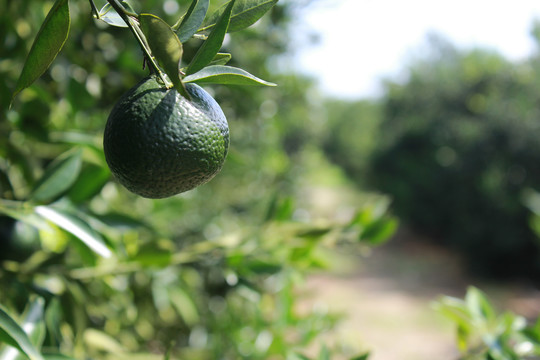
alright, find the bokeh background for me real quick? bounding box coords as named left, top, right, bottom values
left=1, top=0, right=540, bottom=359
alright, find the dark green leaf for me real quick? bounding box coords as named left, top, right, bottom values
left=201, top=0, right=278, bottom=33
left=30, top=148, right=83, bottom=203
left=0, top=167, right=14, bottom=199
left=245, top=260, right=282, bottom=274
left=522, top=326, right=540, bottom=345
left=44, top=298, right=63, bottom=346
left=174, top=0, right=209, bottom=43
left=534, top=314, right=540, bottom=333
left=98, top=1, right=136, bottom=27
left=185, top=0, right=235, bottom=75
left=94, top=212, right=149, bottom=230
left=34, top=205, right=112, bottom=258
left=359, top=217, right=398, bottom=245
left=263, top=195, right=294, bottom=221
left=139, top=14, right=188, bottom=98
left=0, top=305, right=45, bottom=360
left=184, top=65, right=276, bottom=86
left=11, top=0, right=70, bottom=104
left=67, top=164, right=110, bottom=204
left=296, top=227, right=332, bottom=239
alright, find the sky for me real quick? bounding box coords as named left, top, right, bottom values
left=291, top=0, right=540, bottom=99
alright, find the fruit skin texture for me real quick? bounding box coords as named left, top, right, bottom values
left=103, top=76, right=229, bottom=199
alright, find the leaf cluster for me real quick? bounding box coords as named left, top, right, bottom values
left=0, top=145, right=393, bottom=359
left=11, top=0, right=277, bottom=105
left=434, top=287, right=540, bottom=360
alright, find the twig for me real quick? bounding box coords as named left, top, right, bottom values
left=105, top=0, right=170, bottom=86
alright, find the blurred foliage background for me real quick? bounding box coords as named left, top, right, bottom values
left=2, top=0, right=540, bottom=359
left=325, top=31, right=540, bottom=283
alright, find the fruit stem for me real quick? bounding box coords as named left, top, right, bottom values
left=105, top=0, right=171, bottom=87
left=88, top=0, right=100, bottom=18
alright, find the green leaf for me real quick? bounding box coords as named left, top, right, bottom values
left=139, top=14, right=189, bottom=98
left=163, top=343, right=173, bottom=360
left=98, top=1, right=136, bottom=28
left=49, top=131, right=102, bottom=150
left=21, top=298, right=46, bottom=351
left=0, top=298, right=46, bottom=360
left=83, top=329, right=124, bottom=354
left=286, top=353, right=310, bottom=360
left=11, top=0, right=70, bottom=104
left=43, top=355, right=78, bottom=360
left=30, top=148, right=83, bottom=203
left=0, top=200, right=50, bottom=232
left=296, top=227, right=332, bottom=240
left=350, top=353, right=371, bottom=360
left=0, top=167, right=14, bottom=199
left=244, top=259, right=282, bottom=274
left=44, top=299, right=63, bottom=347
left=456, top=324, right=471, bottom=352
left=318, top=345, right=330, bottom=360
left=201, top=0, right=278, bottom=33
left=0, top=305, right=45, bottom=360
left=34, top=205, right=112, bottom=258
left=433, top=296, right=475, bottom=351
left=168, top=287, right=200, bottom=326
left=184, top=65, right=276, bottom=86
left=131, top=249, right=172, bottom=267
left=264, top=195, right=294, bottom=221
left=433, top=296, right=472, bottom=331
left=208, top=53, right=232, bottom=66
left=174, top=0, right=209, bottom=43
left=67, top=164, right=110, bottom=204
left=185, top=0, right=236, bottom=75
left=349, top=208, right=374, bottom=227
left=94, top=212, right=149, bottom=230
left=359, top=216, right=398, bottom=245
left=465, top=286, right=496, bottom=323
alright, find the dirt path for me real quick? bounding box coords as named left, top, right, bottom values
left=297, top=183, right=540, bottom=359
left=299, top=230, right=540, bottom=360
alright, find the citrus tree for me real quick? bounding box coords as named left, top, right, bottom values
left=324, top=34, right=540, bottom=282
left=0, top=0, right=396, bottom=359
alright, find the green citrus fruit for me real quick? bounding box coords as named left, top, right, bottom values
left=103, top=76, right=229, bottom=198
